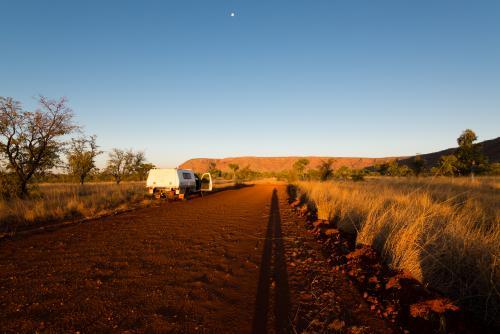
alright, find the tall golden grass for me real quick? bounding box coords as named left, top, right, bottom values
left=296, top=177, right=499, bottom=325
left=0, top=182, right=150, bottom=232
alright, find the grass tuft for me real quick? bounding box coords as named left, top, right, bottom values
left=0, top=182, right=149, bottom=232
left=296, top=177, right=499, bottom=326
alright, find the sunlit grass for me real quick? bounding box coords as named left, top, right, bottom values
left=0, top=182, right=150, bottom=231
left=295, top=176, right=499, bottom=325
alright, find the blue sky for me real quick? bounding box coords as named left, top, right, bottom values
left=1, top=0, right=499, bottom=167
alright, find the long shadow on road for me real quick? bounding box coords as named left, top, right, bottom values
left=252, top=188, right=292, bottom=334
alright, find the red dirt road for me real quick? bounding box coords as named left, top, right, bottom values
left=0, top=185, right=393, bottom=333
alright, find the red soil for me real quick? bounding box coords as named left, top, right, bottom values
left=0, top=185, right=395, bottom=333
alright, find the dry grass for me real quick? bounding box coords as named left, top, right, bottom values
left=295, top=177, right=499, bottom=325
left=0, top=181, right=249, bottom=233
left=0, top=182, right=150, bottom=232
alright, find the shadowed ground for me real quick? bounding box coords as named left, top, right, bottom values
left=0, top=185, right=280, bottom=333
left=252, top=189, right=291, bottom=334
left=0, top=185, right=395, bottom=333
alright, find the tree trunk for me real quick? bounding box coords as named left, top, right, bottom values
left=80, top=175, right=85, bottom=185
left=18, top=180, right=28, bottom=199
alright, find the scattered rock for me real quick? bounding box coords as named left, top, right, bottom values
left=385, top=271, right=417, bottom=290
left=328, top=319, right=346, bottom=331
left=410, top=298, right=459, bottom=319
left=300, top=293, right=314, bottom=302
left=312, top=220, right=328, bottom=228
left=323, top=228, right=339, bottom=237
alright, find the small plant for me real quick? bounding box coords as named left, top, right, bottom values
left=350, top=169, right=365, bottom=181
left=318, top=159, right=335, bottom=181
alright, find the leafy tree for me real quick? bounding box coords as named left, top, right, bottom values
left=306, top=168, right=321, bottom=181
left=208, top=161, right=222, bottom=178
left=350, top=169, right=366, bottom=181
left=454, top=129, right=487, bottom=177
left=208, top=161, right=216, bottom=172
left=238, top=165, right=261, bottom=181
left=318, top=159, right=335, bottom=181
left=433, top=155, right=458, bottom=176
left=386, top=161, right=401, bottom=176
left=377, top=160, right=413, bottom=177
left=293, top=158, right=310, bottom=180
left=413, top=154, right=426, bottom=177
left=136, top=162, right=155, bottom=181
left=376, top=162, right=390, bottom=176
left=398, top=165, right=413, bottom=176
left=0, top=96, right=76, bottom=197
left=335, top=165, right=351, bottom=180
left=130, top=151, right=147, bottom=179
left=228, top=163, right=240, bottom=182
left=105, top=149, right=141, bottom=184
left=66, top=135, right=102, bottom=184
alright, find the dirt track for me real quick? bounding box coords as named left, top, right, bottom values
left=0, top=185, right=393, bottom=333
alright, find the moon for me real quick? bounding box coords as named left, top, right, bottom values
left=230, top=12, right=235, bottom=17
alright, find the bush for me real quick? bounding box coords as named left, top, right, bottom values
left=0, top=172, right=17, bottom=200
left=350, top=169, right=365, bottom=181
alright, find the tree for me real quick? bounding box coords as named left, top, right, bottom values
left=136, top=162, right=155, bottom=181
left=397, top=165, right=413, bottom=176
left=377, top=160, right=413, bottom=177
left=228, top=163, right=240, bottom=182
left=454, top=129, right=487, bottom=177
left=335, top=165, right=351, bottom=180
left=208, top=161, right=217, bottom=173
left=0, top=96, right=76, bottom=197
left=66, top=135, right=102, bottom=184
left=238, top=165, right=260, bottom=181
left=350, top=169, right=366, bottom=181
left=293, top=158, right=310, bottom=180
left=413, top=154, right=426, bottom=177
left=106, top=149, right=136, bottom=184
left=130, top=150, right=147, bottom=179
left=208, top=161, right=222, bottom=178
left=376, top=162, right=391, bottom=176
left=433, top=155, right=458, bottom=176
left=318, top=159, right=334, bottom=181
left=386, top=160, right=401, bottom=176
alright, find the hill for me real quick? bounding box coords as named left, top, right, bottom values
left=180, top=137, right=500, bottom=173
left=398, top=136, right=500, bottom=167
left=179, top=156, right=398, bottom=173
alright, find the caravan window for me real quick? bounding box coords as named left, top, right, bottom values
left=182, top=172, right=192, bottom=179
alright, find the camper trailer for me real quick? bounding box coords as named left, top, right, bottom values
left=146, top=168, right=212, bottom=199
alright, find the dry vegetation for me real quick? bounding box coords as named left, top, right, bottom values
left=0, top=182, right=150, bottom=233
left=295, top=177, right=499, bottom=325
left=0, top=180, right=246, bottom=234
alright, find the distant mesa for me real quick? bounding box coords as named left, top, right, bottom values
left=180, top=156, right=397, bottom=173
left=180, top=137, right=500, bottom=173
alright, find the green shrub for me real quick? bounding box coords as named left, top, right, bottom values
left=0, top=172, right=17, bottom=200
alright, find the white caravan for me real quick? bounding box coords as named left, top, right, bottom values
left=146, top=168, right=212, bottom=199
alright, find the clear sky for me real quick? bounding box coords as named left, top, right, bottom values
left=1, top=0, right=499, bottom=167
